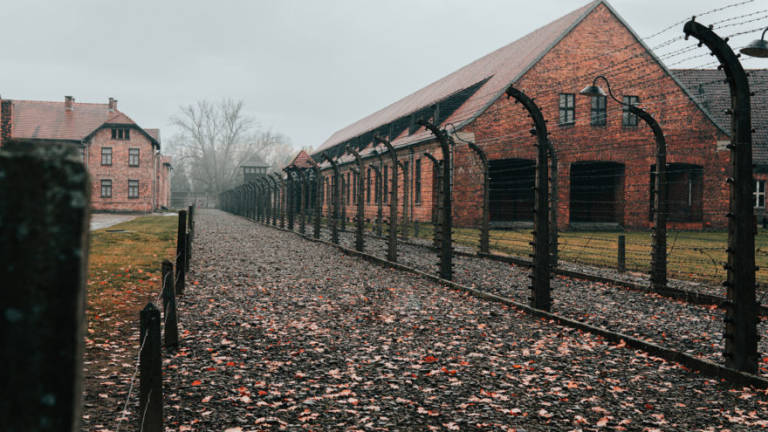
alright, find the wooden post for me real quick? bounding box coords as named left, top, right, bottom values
left=618, top=235, right=626, bottom=273
left=188, top=204, right=195, bottom=240
left=176, top=210, right=187, bottom=295
left=0, top=142, right=90, bottom=431
left=161, top=260, right=179, bottom=349
left=184, top=232, right=191, bottom=272
left=139, top=303, right=163, bottom=432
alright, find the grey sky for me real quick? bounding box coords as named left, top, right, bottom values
left=1, top=0, right=763, bottom=154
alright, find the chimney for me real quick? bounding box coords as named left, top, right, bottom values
left=64, top=96, right=74, bottom=111
left=0, top=99, right=11, bottom=147
left=108, top=97, right=117, bottom=112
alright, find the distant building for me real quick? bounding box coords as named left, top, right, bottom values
left=240, top=154, right=269, bottom=184
left=0, top=96, right=171, bottom=212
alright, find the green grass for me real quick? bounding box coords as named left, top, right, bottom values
left=281, top=213, right=768, bottom=285
left=87, top=215, right=178, bottom=332
left=410, top=223, right=768, bottom=286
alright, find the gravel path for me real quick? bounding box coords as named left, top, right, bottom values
left=317, top=226, right=768, bottom=372
left=158, top=210, right=768, bottom=431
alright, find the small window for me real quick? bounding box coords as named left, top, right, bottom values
left=100, top=179, right=112, bottom=198
left=622, top=96, right=640, bottom=127
left=415, top=158, right=422, bottom=204
left=81, top=146, right=86, bottom=163
left=128, top=180, right=139, bottom=199
left=375, top=169, right=380, bottom=204
left=559, top=93, right=575, bottom=126
left=591, top=95, right=606, bottom=126
left=755, top=180, right=766, bottom=209
left=128, top=148, right=140, bottom=167
left=111, top=127, right=130, bottom=140
left=101, top=147, right=112, bottom=166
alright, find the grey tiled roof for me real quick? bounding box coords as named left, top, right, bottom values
left=672, top=69, right=768, bottom=168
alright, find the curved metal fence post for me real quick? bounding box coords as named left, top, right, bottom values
left=467, top=141, right=490, bottom=254
left=306, top=159, right=323, bottom=239
left=374, top=136, right=399, bottom=262
left=550, top=148, right=559, bottom=267
left=369, top=164, right=383, bottom=237
left=398, top=160, right=409, bottom=240
left=260, top=177, right=270, bottom=223
left=423, top=152, right=441, bottom=249
left=254, top=179, right=262, bottom=222
left=265, top=175, right=277, bottom=225
left=322, top=153, right=340, bottom=244
left=297, top=169, right=307, bottom=235
left=340, top=170, right=347, bottom=233
left=418, top=123, right=452, bottom=280
left=685, top=20, right=758, bottom=374
left=347, top=146, right=366, bottom=251
left=285, top=168, right=295, bottom=230
left=245, top=185, right=250, bottom=219
left=626, top=106, right=668, bottom=292
left=506, top=85, right=551, bottom=311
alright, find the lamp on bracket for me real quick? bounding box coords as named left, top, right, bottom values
left=740, top=27, right=768, bottom=58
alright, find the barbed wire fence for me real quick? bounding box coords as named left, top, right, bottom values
left=219, top=0, right=768, bottom=380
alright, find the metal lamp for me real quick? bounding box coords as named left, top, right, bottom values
left=740, top=28, right=768, bottom=58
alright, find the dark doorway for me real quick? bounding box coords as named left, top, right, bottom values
left=489, top=158, right=535, bottom=222
left=650, top=163, right=703, bottom=222
left=570, top=161, right=625, bottom=223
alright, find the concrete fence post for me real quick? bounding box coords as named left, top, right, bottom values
left=139, top=303, right=163, bottom=432
left=161, top=260, right=179, bottom=349
left=176, top=210, right=187, bottom=295
left=0, top=142, right=90, bottom=432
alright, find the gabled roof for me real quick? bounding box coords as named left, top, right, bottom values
left=315, top=0, right=600, bottom=155
left=315, top=0, right=725, bottom=160
left=10, top=99, right=160, bottom=147
left=673, top=69, right=768, bottom=167
left=241, top=154, right=268, bottom=167
left=287, top=150, right=313, bottom=169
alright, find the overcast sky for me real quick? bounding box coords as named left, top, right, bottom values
left=1, top=0, right=764, bottom=153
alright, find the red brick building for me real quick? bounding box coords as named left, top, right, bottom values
left=0, top=96, right=171, bottom=212
left=311, top=0, right=740, bottom=230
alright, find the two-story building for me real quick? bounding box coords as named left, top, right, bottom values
left=0, top=96, right=171, bottom=212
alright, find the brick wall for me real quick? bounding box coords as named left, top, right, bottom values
left=88, top=127, right=158, bottom=212
left=315, top=4, right=731, bottom=231
left=461, top=3, right=729, bottom=230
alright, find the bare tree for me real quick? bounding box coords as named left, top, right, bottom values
left=169, top=99, right=293, bottom=193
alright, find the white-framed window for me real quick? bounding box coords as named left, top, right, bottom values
left=754, top=179, right=766, bottom=208
left=128, top=148, right=140, bottom=167
left=128, top=180, right=139, bottom=199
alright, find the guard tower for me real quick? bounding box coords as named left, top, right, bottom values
left=241, top=155, right=269, bottom=184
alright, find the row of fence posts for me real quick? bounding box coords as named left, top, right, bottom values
left=137, top=205, right=194, bottom=431
left=219, top=23, right=761, bottom=375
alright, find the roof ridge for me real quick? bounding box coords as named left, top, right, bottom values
left=314, top=0, right=601, bottom=155
left=10, top=99, right=112, bottom=106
